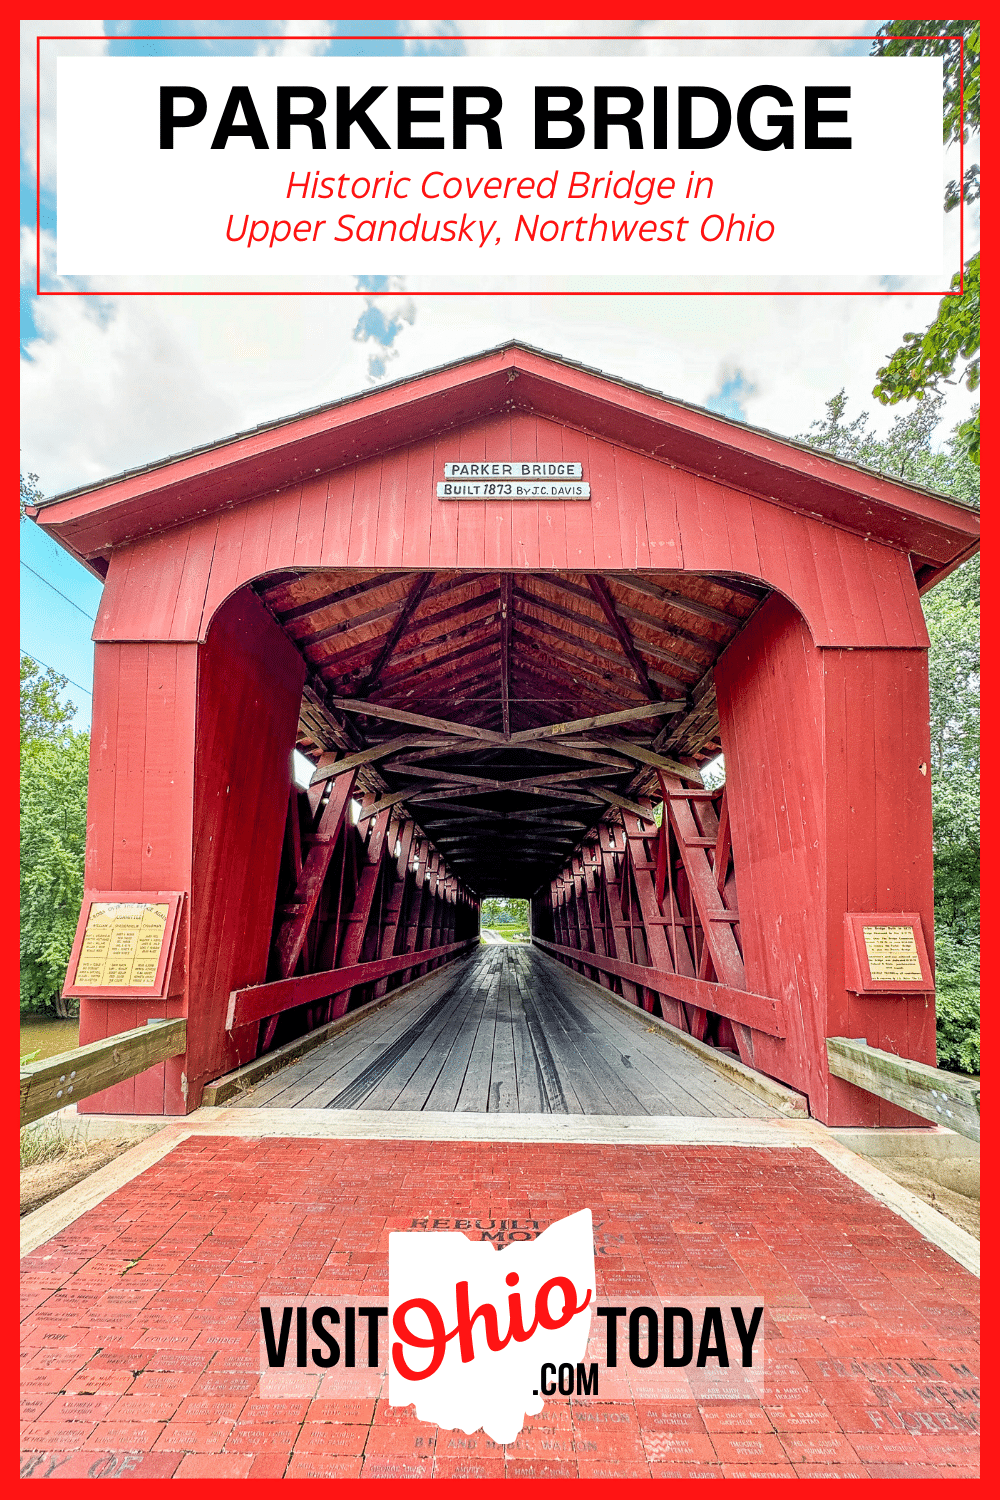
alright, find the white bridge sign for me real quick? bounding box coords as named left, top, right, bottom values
left=437, top=461, right=589, bottom=499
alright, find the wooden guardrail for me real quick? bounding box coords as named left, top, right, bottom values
left=226, top=939, right=478, bottom=1029
left=533, top=936, right=785, bottom=1038
left=20, top=1018, right=187, bottom=1127
left=827, top=1037, right=980, bottom=1142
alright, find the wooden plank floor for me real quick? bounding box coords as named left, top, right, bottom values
left=230, top=946, right=774, bottom=1117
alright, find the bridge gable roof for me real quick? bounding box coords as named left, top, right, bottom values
left=32, top=340, right=978, bottom=589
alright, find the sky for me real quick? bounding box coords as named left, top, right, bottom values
left=20, top=18, right=979, bottom=732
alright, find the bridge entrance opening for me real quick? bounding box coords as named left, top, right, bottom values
left=212, top=563, right=775, bottom=1118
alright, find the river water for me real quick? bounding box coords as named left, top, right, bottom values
left=20, top=1015, right=80, bottom=1062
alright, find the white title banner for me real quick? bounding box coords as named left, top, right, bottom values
left=56, top=55, right=943, bottom=278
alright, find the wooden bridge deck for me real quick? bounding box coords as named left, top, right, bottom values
left=230, top=945, right=774, bottom=1117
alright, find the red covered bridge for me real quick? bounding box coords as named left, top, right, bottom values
left=31, top=342, right=979, bottom=1128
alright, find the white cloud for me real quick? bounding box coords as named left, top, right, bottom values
left=20, top=20, right=978, bottom=498
left=23, top=20, right=108, bottom=188
left=387, top=288, right=976, bottom=446
left=21, top=268, right=977, bottom=501
left=400, top=18, right=880, bottom=57
left=20, top=266, right=392, bottom=494
left=253, top=20, right=338, bottom=59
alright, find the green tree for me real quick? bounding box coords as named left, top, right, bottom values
left=799, top=396, right=979, bottom=1070
left=872, top=22, right=980, bottom=463
left=21, top=736, right=91, bottom=1015
left=799, top=389, right=978, bottom=498
left=925, top=554, right=979, bottom=939
left=20, top=471, right=41, bottom=520
left=481, top=897, right=529, bottom=930
left=21, top=655, right=76, bottom=743
left=20, top=655, right=90, bottom=1016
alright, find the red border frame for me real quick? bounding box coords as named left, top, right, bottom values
left=35, top=28, right=965, bottom=299
left=843, top=911, right=935, bottom=995
left=62, top=889, right=185, bottom=999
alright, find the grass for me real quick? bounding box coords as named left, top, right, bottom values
left=486, top=923, right=530, bottom=941
left=20, top=1119, right=90, bottom=1169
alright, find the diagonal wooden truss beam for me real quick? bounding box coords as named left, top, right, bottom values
left=437, top=836, right=574, bottom=851
left=510, top=701, right=684, bottom=742
left=356, top=780, right=639, bottom=821
left=409, top=781, right=608, bottom=805
left=515, top=584, right=704, bottom=675
left=537, top=573, right=722, bottom=650
left=358, top=571, right=435, bottom=695
left=373, top=815, right=418, bottom=996
left=517, top=608, right=689, bottom=696
left=274, top=767, right=358, bottom=978
left=376, top=762, right=623, bottom=790
left=383, top=740, right=632, bottom=771
left=307, top=734, right=435, bottom=786
left=592, top=737, right=704, bottom=785
left=586, top=573, right=661, bottom=701
left=330, top=695, right=685, bottom=750
left=328, top=801, right=396, bottom=1019
left=330, top=697, right=508, bottom=743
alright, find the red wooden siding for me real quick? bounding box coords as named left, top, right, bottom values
left=823, top=644, right=937, bottom=1123
left=79, top=590, right=304, bottom=1114
left=78, top=641, right=198, bottom=1114
left=185, top=589, right=306, bottom=1106
left=91, top=413, right=930, bottom=653
left=35, top=344, right=979, bottom=583
left=715, top=594, right=935, bottom=1124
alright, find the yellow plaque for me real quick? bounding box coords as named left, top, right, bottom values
left=862, top=925, right=924, bottom=984
left=73, top=903, right=169, bottom=988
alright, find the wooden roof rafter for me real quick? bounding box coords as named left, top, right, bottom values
left=513, top=583, right=709, bottom=675
left=270, top=568, right=412, bottom=624
left=289, top=585, right=419, bottom=649
left=512, top=638, right=649, bottom=706
left=370, top=634, right=502, bottom=693
left=515, top=605, right=691, bottom=694
left=279, top=566, right=770, bottom=892
left=360, top=614, right=501, bottom=684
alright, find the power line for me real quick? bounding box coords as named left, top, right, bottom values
left=19, top=650, right=93, bottom=697
left=20, top=560, right=97, bottom=621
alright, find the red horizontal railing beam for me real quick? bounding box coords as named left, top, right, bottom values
left=533, top=937, right=785, bottom=1039
left=226, top=939, right=477, bottom=1030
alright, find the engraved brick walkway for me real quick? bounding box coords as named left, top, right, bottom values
left=21, top=1138, right=979, bottom=1478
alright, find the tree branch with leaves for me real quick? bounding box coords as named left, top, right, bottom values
left=871, top=21, right=980, bottom=464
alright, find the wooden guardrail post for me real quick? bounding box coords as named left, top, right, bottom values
left=826, top=1037, right=980, bottom=1142
left=20, top=1018, right=187, bottom=1127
